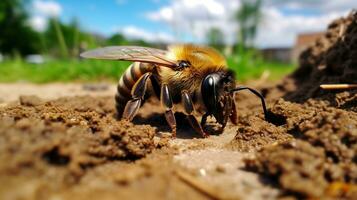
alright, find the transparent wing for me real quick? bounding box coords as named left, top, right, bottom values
left=80, top=46, right=177, bottom=67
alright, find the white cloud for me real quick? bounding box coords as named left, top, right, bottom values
left=29, top=16, right=47, bottom=32
left=33, top=0, right=62, bottom=17
left=29, top=0, right=62, bottom=32
left=146, top=0, right=239, bottom=44
left=255, top=7, right=348, bottom=47
left=115, top=26, right=176, bottom=43
left=265, top=0, right=357, bottom=13
left=146, top=0, right=355, bottom=47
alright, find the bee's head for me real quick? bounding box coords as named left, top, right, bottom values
left=201, top=70, right=235, bottom=126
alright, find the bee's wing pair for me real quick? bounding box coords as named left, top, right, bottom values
left=80, top=46, right=177, bottom=68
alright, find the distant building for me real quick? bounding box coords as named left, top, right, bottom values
left=292, top=32, right=325, bottom=63
left=260, top=47, right=292, bottom=63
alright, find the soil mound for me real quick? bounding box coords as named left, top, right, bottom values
left=284, top=11, right=357, bottom=111
left=239, top=11, right=357, bottom=199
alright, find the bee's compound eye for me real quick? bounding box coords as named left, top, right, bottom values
left=178, top=61, right=190, bottom=69
left=207, top=76, right=215, bottom=87
left=201, top=74, right=218, bottom=113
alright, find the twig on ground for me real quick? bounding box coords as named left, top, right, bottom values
left=320, top=84, right=357, bottom=90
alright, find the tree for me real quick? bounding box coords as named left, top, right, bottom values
left=235, top=0, right=262, bottom=49
left=206, top=27, right=224, bottom=50
left=106, top=33, right=128, bottom=45
left=0, top=0, right=41, bottom=55
left=44, top=18, right=98, bottom=58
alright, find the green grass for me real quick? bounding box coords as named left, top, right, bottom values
left=0, top=57, right=295, bottom=83
left=227, top=57, right=295, bottom=82
left=0, top=59, right=130, bottom=83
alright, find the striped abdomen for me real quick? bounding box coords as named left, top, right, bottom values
left=115, top=62, right=154, bottom=118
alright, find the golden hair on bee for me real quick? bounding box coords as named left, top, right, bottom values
left=166, top=44, right=227, bottom=71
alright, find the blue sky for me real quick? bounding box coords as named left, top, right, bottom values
left=29, top=0, right=356, bottom=48
left=58, top=0, right=170, bottom=35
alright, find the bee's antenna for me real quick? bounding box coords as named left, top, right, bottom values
left=230, top=86, right=268, bottom=120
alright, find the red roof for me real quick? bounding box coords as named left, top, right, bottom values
left=295, top=32, right=325, bottom=47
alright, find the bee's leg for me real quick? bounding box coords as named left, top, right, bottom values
left=161, top=84, right=177, bottom=137
left=181, top=91, right=209, bottom=138
left=123, top=72, right=151, bottom=121
left=150, top=74, right=161, bottom=100
left=201, top=113, right=209, bottom=127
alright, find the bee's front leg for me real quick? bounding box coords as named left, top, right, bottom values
left=123, top=73, right=151, bottom=121
left=181, top=91, right=208, bottom=138
left=160, top=84, right=177, bottom=137
left=200, top=113, right=209, bottom=128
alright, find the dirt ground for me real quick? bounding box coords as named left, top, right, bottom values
left=1, top=12, right=357, bottom=200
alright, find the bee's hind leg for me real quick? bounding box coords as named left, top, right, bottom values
left=123, top=72, right=151, bottom=121
left=161, top=84, right=177, bottom=137
left=181, top=91, right=208, bottom=138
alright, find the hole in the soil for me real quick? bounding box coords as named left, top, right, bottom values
left=110, top=134, right=123, bottom=141
left=344, top=174, right=351, bottom=183
left=325, top=151, right=339, bottom=163
left=42, top=147, right=70, bottom=166
left=265, top=111, right=287, bottom=126
left=340, top=135, right=353, bottom=148
left=287, top=127, right=303, bottom=138
left=324, top=171, right=333, bottom=182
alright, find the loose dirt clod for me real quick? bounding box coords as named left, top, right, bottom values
left=227, top=115, right=292, bottom=151
left=19, top=95, right=43, bottom=106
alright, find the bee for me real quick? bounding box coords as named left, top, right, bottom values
left=81, top=44, right=268, bottom=137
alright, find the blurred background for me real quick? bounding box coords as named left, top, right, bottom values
left=0, top=0, right=355, bottom=83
